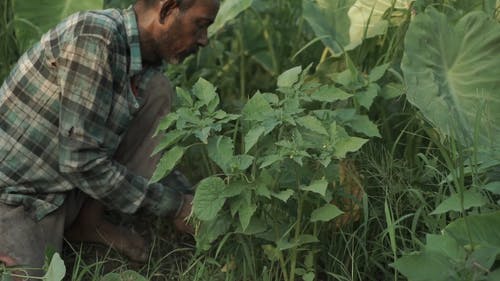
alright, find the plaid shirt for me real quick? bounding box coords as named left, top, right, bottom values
left=0, top=7, right=181, bottom=220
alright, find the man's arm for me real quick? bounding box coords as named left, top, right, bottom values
left=56, top=34, right=182, bottom=216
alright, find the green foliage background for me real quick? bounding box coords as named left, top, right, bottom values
left=1, top=0, right=500, bottom=280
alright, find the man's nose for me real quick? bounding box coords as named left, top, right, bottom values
left=197, top=30, right=208, bottom=47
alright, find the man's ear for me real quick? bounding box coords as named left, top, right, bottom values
left=159, top=0, right=179, bottom=23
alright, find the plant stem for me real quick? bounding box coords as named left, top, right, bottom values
left=289, top=171, right=303, bottom=281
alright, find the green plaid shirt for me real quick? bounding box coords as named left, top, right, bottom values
left=0, top=7, right=181, bottom=220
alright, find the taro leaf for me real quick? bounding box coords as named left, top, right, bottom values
left=430, top=190, right=487, bottom=215
left=310, top=204, right=344, bottom=222
left=277, top=66, right=302, bottom=88
left=208, top=0, right=254, bottom=37
left=402, top=8, right=500, bottom=161
left=348, top=0, right=412, bottom=48
left=13, top=0, right=103, bottom=51
left=444, top=211, right=500, bottom=249
left=193, top=177, right=227, bottom=221
left=310, top=85, right=351, bottom=102
left=150, top=146, right=185, bottom=183
left=207, top=136, right=234, bottom=173
left=302, top=0, right=354, bottom=56
left=302, top=179, right=328, bottom=196
left=42, top=253, right=65, bottom=281
left=391, top=252, right=456, bottom=281
left=242, top=92, right=275, bottom=122
left=192, top=78, right=218, bottom=108
left=244, top=126, right=266, bottom=153
left=151, top=131, right=186, bottom=156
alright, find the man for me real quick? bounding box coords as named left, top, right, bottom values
left=0, top=0, right=219, bottom=277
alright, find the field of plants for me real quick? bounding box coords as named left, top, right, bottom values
left=1, top=0, right=500, bottom=280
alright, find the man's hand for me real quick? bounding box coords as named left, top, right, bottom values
left=173, top=194, right=194, bottom=234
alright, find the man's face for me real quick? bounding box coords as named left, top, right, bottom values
left=153, top=0, right=219, bottom=64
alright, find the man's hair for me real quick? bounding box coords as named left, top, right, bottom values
left=139, top=0, right=196, bottom=10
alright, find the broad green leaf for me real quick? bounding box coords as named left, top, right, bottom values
left=239, top=202, right=257, bottom=231
left=488, top=269, right=500, bottom=281
left=231, top=155, right=254, bottom=171
left=430, top=190, right=487, bottom=215
left=334, top=136, right=368, bottom=158
left=259, top=154, right=283, bottom=169
left=355, top=83, right=379, bottom=110
left=154, top=113, right=178, bottom=136
left=297, top=234, right=320, bottom=246
left=13, top=0, right=103, bottom=51
left=424, top=234, right=466, bottom=263
left=176, top=87, right=193, bottom=107
left=242, top=92, right=275, bottom=121
left=310, top=85, right=351, bottom=102
left=310, top=204, right=344, bottom=222
left=391, top=252, right=456, bottom=281
left=369, top=63, right=390, bottom=82
left=244, top=126, right=266, bottom=153
left=208, top=0, right=254, bottom=37
left=303, top=272, right=315, bottom=281
left=444, top=211, right=500, bottom=248
left=380, top=82, right=405, bottom=99
left=193, top=177, right=226, bottom=221
left=402, top=8, right=500, bottom=161
left=346, top=114, right=381, bottom=137
left=483, top=181, right=500, bottom=194
left=302, top=0, right=354, bottom=56
left=277, top=66, right=302, bottom=88
left=271, top=189, right=295, bottom=202
left=194, top=127, right=211, bottom=144
left=42, top=253, right=65, bottom=281
left=235, top=216, right=268, bottom=235
left=151, top=131, right=186, bottom=156
left=192, top=78, right=218, bottom=107
left=207, top=136, right=234, bottom=173
left=256, top=183, right=272, bottom=199
left=302, top=179, right=328, bottom=196
left=221, top=181, right=247, bottom=198
left=348, top=0, right=412, bottom=48
left=196, top=214, right=232, bottom=251
left=150, top=146, right=185, bottom=183
left=297, top=116, right=328, bottom=136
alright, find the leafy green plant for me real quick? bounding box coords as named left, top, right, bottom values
left=153, top=64, right=385, bottom=280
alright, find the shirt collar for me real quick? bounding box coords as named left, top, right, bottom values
left=123, top=6, right=143, bottom=77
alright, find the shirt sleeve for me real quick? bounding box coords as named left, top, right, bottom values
left=56, top=34, right=182, bottom=216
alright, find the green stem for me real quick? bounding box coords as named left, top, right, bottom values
left=289, top=172, right=303, bottom=281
